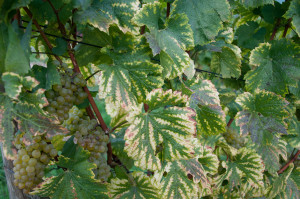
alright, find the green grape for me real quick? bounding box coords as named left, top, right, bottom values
left=52, top=84, right=62, bottom=92
left=28, top=158, right=37, bottom=166
left=22, top=155, right=30, bottom=162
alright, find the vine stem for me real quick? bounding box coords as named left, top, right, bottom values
left=282, top=18, right=292, bottom=38
left=278, top=150, right=300, bottom=174
left=270, top=18, right=281, bottom=41
left=227, top=118, right=234, bottom=127
left=166, top=3, right=171, bottom=18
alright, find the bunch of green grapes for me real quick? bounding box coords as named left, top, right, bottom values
left=44, top=63, right=87, bottom=122
left=223, top=127, right=246, bottom=149
left=64, top=106, right=111, bottom=181
left=13, top=134, right=57, bottom=194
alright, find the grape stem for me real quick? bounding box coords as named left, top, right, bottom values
left=23, top=4, right=113, bottom=165
left=270, top=18, right=281, bottom=41
left=166, top=3, right=171, bottom=18
left=278, top=150, right=300, bottom=174
left=282, top=18, right=292, bottom=38
left=227, top=118, right=234, bottom=127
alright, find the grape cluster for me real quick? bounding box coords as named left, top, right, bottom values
left=223, top=127, right=246, bottom=149
left=63, top=106, right=111, bottom=181
left=13, top=134, right=57, bottom=194
left=45, top=63, right=87, bottom=122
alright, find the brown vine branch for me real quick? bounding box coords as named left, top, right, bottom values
left=282, top=18, right=292, bottom=38
left=166, top=3, right=171, bottom=18
left=227, top=118, right=234, bottom=127
left=270, top=18, right=281, bottom=41
left=278, top=150, right=300, bottom=174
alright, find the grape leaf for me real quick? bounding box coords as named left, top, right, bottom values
left=171, top=0, right=230, bottom=45
left=159, top=160, right=199, bottom=199
left=188, top=79, right=226, bottom=135
left=98, top=48, right=163, bottom=106
left=31, top=61, right=61, bottom=90
left=75, top=0, right=140, bottom=33
left=31, top=147, right=108, bottom=199
left=124, top=89, right=196, bottom=170
left=256, top=131, right=287, bottom=174
left=235, top=21, right=266, bottom=49
left=268, top=164, right=294, bottom=198
left=215, top=148, right=264, bottom=189
left=5, top=25, right=30, bottom=74
left=134, top=2, right=194, bottom=79
left=239, top=0, right=274, bottom=8
left=245, top=39, right=300, bottom=96
left=285, top=0, right=300, bottom=37
left=283, top=167, right=300, bottom=199
left=109, top=171, right=159, bottom=198
left=211, top=46, right=242, bottom=78
left=2, top=72, right=22, bottom=99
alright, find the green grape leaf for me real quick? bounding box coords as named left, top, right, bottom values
left=171, top=0, right=230, bottom=45
left=31, top=147, right=108, bottom=199
left=134, top=2, right=194, bottom=79
left=110, top=129, right=134, bottom=169
left=124, top=89, right=196, bottom=170
left=31, top=62, right=61, bottom=90
left=160, top=160, right=200, bottom=199
left=5, top=25, right=30, bottom=74
left=2, top=72, right=22, bottom=99
left=236, top=90, right=289, bottom=120
left=245, top=39, right=300, bottom=96
left=283, top=167, right=300, bottom=199
left=215, top=148, right=264, bottom=189
left=145, top=89, right=188, bottom=111
left=98, top=49, right=163, bottom=106
left=189, top=79, right=226, bottom=135
left=75, top=0, right=140, bottom=33
left=256, top=131, right=287, bottom=174
left=235, top=21, right=266, bottom=49
left=268, top=164, right=294, bottom=198
left=239, top=0, right=274, bottom=8
left=211, top=46, right=242, bottom=78
left=52, top=38, right=67, bottom=56
left=195, top=145, right=219, bottom=175
left=109, top=171, right=159, bottom=198
left=285, top=0, right=300, bottom=37
left=235, top=90, right=289, bottom=141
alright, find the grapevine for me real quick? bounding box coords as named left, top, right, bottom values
left=0, top=0, right=299, bottom=199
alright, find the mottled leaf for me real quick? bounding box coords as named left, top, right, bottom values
left=171, top=0, right=230, bottom=45
left=245, top=40, right=300, bottom=96
left=109, top=171, right=159, bottom=198
left=124, top=89, right=196, bottom=170
left=215, top=148, right=264, bottom=189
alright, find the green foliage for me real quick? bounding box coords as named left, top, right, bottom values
left=134, top=2, right=194, bottom=78
left=245, top=39, right=300, bottom=96
left=109, top=170, right=159, bottom=198
left=171, top=0, right=230, bottom=46
left=124, top=89, right=196, bottom=170
left=215, top=148, right=264, bottom=189
left=0, top=0, right=299, bottom=198
left=31, top=145, right=108, bottom=199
